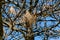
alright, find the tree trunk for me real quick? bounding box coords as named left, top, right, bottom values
left=0, top=7, right=3, bottom=40
left=25, top=28, right=34, bottom=40
left=25, top=36, right=34, bottom=40
left=0, top=0, right=3, bottom=40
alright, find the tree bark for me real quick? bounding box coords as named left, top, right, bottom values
left=0, top=0, right=4, bottom=40
left=0, top=8, right=3, bottom=40
left=25, top=28, right=34, bottom=40
left=25, top=36, right=34, bottom=40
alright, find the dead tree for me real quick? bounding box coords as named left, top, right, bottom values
left=2, top=0, right=60, bottom=40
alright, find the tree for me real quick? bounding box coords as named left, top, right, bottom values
left=0, top=0, right=5, bottom=40
left=1, top=0, right=60, bottom=40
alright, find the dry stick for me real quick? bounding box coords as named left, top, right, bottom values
left=3, top=21, right=27, bottom=37
left=53, top=1, right=60, bottom=8
left=25, top=0, right=60, bottom=39
left=31, top=21, right=60, bottom=37
left=2, top=0, right=27, bottom=37
left=2, top=0, right=27, bottom=36
left=14, top=0, right=26, bottom=21
left=51, top=1, right=60, bottom=20
left=10, top=0, right=26, bottom=35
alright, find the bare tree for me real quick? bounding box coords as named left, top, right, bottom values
left=1, top=0, right=60, bottom=40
